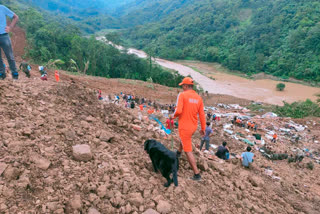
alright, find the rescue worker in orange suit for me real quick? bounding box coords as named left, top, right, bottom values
left=271, top=133, right=277, bottom=143
left=172, top=77, right=206, bottom=181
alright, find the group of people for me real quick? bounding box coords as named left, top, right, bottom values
left=0, top=4, right=60, bottom=82
left=206, top=112, right=221, bottom=122
left=200, top=121, right=254, bottom=168
left=98, top=76, right=255, bottom=180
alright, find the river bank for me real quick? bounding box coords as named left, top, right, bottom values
left=96, top=36, right=320, bottom=106
left=178, top=61, right=320, bottom=106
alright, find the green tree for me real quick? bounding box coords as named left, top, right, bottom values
left=276, top=83, right=286, bottom=91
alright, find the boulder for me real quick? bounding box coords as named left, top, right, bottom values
left=249, top=176, right=264, bottom=187
left=22, top=128, right=33, bottom=137
left=88, top=207, right=101, bottom=214
left=32, top=156, right=51, bottom=170
left=3, top=166, right=20, bottom=180
left=198, top=159, right=208, bottom=171
left=127, top=192, right=144, bottom=207
left=156, top=200, right=171, bottom=214
left=143, top=208, right=159, bottom=214
left=72, top=144, right=92, bottom=161
left=86, top=116, right=96, bottom=123
left=191, top=207, right=201, bottom=214
left=99, top=131, right=113, bottom=142
left=70, top=195, right=82, bottom=210
left=0, top=163, right=8, bottom=176
left=97, top=184, right=108, bottom=198
left=65, top=130, right=76, bottom=141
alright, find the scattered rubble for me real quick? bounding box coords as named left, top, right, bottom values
left=0, top=72, right=319, bottom=214
left=72, top=144, right=93, bottom=162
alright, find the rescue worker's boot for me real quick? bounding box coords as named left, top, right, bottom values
left=12, top=72, right=19, bottom=80
left=25, top=71, right=31, bottom=78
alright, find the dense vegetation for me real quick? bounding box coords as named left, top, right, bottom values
left=123, top=0, right=320, bottom=83
left=275, top=100, right=320, bottom=118
left=6, top=0, right=320, bottom=85
left=5, top=2, right=183, bottom=87
left=20, top=0, right=125, bottom=33
left=115, top=0, right=193, bottom=27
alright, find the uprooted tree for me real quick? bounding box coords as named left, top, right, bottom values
left=69, top=59, right=90, bottom=75
left=45, top=59, right=65, bottom=69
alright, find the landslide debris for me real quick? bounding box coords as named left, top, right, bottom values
left=0, top=78, right=319, bottom=214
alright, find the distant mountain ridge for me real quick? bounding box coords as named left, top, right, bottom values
left=11, top=0, right=320, bottom=82
left=122, top=0, right=320, bottom=82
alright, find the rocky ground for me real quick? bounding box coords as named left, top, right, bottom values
left=0, top=26, right=319, bottom=213
left=0, top=70, right=319, bottom=214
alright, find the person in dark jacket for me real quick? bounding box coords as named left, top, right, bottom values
left=216, top=142, right=230, bottom=160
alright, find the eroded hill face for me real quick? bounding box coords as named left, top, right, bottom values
left=0, top=73, right=319, bottom=214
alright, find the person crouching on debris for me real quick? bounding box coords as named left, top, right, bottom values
left=216, top=141, right=230, bottom=160
left=98, top=90, right=103, bottom=100
left=240, top=146, right=254, bottom=168
left=166, top=116, right=174, bottom=130
left=147, top=108, right=154, bottom=115
left=114, top=94, right=120, bottom=104
left=247, top=121, right=252, bottom=129
left=271, top=133, right=277, bottom=143
left=39, top=66, right=47, bottom=80
left=139, top=104, right=144, bottom=111
left=130, top=101, right=135, bottom=109
left=200, top=122, right=213, bottom=151
left=19, top=61, right=31, bottom=78
left=207, top=112, right=212, bottom=121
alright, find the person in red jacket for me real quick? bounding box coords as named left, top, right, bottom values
left=166, top=116, right=174, bottom=130
left=173, top=77, right=206, bottom=181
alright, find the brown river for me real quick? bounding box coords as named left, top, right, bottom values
left=97, top=37, right=320, bottom=105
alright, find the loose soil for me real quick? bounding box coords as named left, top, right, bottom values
left=0, top=28, right=319, bottom=214
left=0, top=68, right=319, bottom=214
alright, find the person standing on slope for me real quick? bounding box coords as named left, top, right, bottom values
left=173, top=77, right=206, bottom=181
left=0, top=5, right=19, bottom=80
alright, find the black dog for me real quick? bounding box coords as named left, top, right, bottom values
left=144, top=139, right=179, bottom=187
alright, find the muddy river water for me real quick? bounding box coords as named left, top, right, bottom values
left=97, top=37, right=320, bottom=105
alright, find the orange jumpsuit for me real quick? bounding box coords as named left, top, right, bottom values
left=55, top=70, right=60, bottom=82
left=173, top=90, right=206, bottom=152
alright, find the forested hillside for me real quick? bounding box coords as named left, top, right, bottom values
left=124, top=0, right=320, bottom=82
left=20, top=0, right=133, bottom=33
left=4, top=1, right=183, bottom=87
left=114, top=0, right=193, bottom=27
left=7, top=0, right=320, bottom=82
